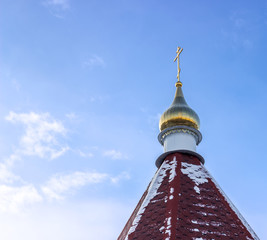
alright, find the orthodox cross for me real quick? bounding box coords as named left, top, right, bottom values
left=174, top=47, right=183, bottom=84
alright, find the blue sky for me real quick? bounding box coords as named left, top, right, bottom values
left=1, top=0, right=267, bottom=239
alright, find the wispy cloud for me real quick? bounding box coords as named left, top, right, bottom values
left=0, top=111, right=71, bottom=212
left=0, top=200, right=132, bottom=240
left=78, top=150, right=94, bottom=158
left=11, top=79, right=20, bottom=92
left=0, top=163, right=20, bottom=184
left=6, top=111, right=69, bottom=160
left=65, top=112, right=78, bottom=120
left=110, top=172, right=130, bottom=184
left=221, top=11, right=256, bottom=50
left=0, top=155, right=23, bottom=188
left=42, top=170, right=130, bottom=201
left=88, top=95, right=110, bottom=104
left=44, top=0, right=69, bottom=9
left=2, top=111, right=130, bottom=213
left=82, top=55, right=105, bottom=69
left=41, top=171, right=109, bottom=200
left=103, top=150, right=128, bottom=160
left=0, top=184, right=42, bottom=213
left=43, top=0, right=70, bottom=18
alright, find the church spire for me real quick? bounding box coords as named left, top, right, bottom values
left=117, top=47, right=259, bottom=240
left=158, top=47, right=201, bottom=153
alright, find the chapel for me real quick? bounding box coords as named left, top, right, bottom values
left=118, top=47, right=259, bottom=240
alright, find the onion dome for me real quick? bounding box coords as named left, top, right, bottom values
left=159, top=81, right=200, bottom=131
left=159, top=47, right=200, bottom=132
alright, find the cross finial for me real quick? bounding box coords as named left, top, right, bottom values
left=174, top=47, right=183, bottom=86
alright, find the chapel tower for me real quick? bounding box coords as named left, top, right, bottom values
left=117, top=48, right=259, bottom=240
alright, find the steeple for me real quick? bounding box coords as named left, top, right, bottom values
left=117, top=48, right=259, bottom=240
left=158, top=47, right=201, bottom=153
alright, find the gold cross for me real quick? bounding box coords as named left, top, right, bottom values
left=174, top=47, right=183, bottom=84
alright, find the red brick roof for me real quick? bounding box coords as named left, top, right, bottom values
left=118, top=152, right=259, bottom=240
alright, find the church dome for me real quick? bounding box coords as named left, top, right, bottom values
left=159, top=81, right=200, bottom=131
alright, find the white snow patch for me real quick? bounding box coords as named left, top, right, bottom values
left=167, top=217, right=171, bottom=226
left=159, top=226, right=165, bottom=232
left=169, top=157, right=177, bottom=182
left=193, top=228, right=200, bottom=232
left=181, top=162, right=209, bottom=194
left=193, top=203, right=216, bottom=209
left=192, top=219, right=210, bottom=227
left=169, top=187, right=174, bottom=200
left=199, top=211, right=207, bottom=216
left=194, top=186, right=200, bottom=194
left=210, top=221, right=221, bottom=227
left=125, top=158, right=177, bottom=239
left=164, top=216, right=172, bottom=240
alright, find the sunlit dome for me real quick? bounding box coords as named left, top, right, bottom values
left=159, top=81, right=200, bottom=131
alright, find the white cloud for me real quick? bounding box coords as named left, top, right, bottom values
left=220, top=11, right=256, bottom=50
left=0, top=163, right=20, bottom=184
left=82, top=55, right=105, bottom=69
left=42, top=170, right=130, bottom=200
left=42, top=171, right=108, bottom=200
left=5, top=154, right=21, bottom=166
left=78, top=150, right=94, bottom=158
left=42, top=0, right=70, bottom=19
left=89, top=94, right=109, bottom=103
left=50, top=146, right=69, bottom=160
left=65, top=112, right=78, bottom=120
left=2, top=110, right=131, bottom=220
left=43, top=0, right=70, bottom=10
left=11, top=79, right=20, bottom=91
left=0, top=154, right=22, bottom=185
left=110, top=172, right=130, bottom=184
left=6, top=111, right=68, bottom=160
left=0, top=200, right=132, bottom=240
left=103, top=149, right=128, bottom=160
left=0, top=184, right=42, bottom=213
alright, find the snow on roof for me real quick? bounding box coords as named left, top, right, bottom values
left=118, top=152, right=259, bottom=240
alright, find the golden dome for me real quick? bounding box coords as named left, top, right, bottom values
left=159, top=81, right=200, bottom=131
